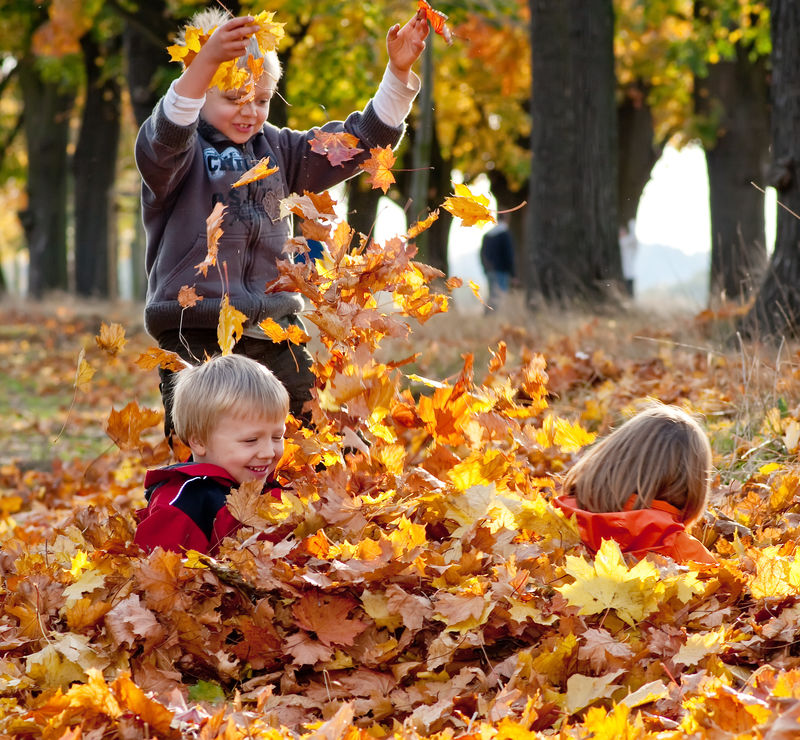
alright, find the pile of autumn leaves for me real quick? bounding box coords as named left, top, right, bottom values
left=6, top=228, right=800, bottom=739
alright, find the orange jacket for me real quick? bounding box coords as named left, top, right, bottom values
left=554, top=495, right=716, bottom=564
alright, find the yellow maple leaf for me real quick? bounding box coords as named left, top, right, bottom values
left=673, top=626, right=728, bottom=667
left=217, top=295, right=247, bottom=356
left=75, top=348, right=94, bottom=391
left=555, top=539, right=664, bottom=626
left=407, top=209, right=439, bottom=239
left=95, top=322, right=126, bottom=356
left=442, top=183, right=495, bottom=227
left=232, top=156, right=279, bottom=188
left=564, top=670, right=624, bottom=714
left=252, top=10, right=286, bottom=52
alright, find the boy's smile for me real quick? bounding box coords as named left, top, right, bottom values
left=189, top=411, right=285, bottom=485
left=202, top=75, right=275, bottom=145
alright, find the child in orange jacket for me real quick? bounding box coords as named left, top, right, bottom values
left=554, top=403, right=715, bottom=564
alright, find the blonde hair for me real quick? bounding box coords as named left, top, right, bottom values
left=172, top=354, right=289, bottom=445
left=561, top=403, right=712, bottom=523
left=180, top=7, right=282, bottom=89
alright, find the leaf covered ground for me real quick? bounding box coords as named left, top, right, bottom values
left=3, top=253, right=800, bottom=739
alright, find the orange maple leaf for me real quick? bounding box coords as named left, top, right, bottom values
left=279, top=191, right=338, bottom=221
left=310, top=131, right=364, bottom=167
left=217, top=294, right=247, bottom=356
left=418, top=0, right=454, bottom=44
left=196, top=202, right=226, bottom=277
left=292, top=593, right=368, bottom=646
left=177, top=285, right=203, bottom=309
left=232, top=157, right=279, bottom=188
left=95, top=322, right=126, bottom=356
left=135, top=347, right=187, bottom=372
left=258, top=317, right=311, bottom=345
left=407, top=209, right=440, bottom=239
left=105, top=401, right=162, bottom=451
left=442, top=183, right=495, bottom=227
left=359, top=146, right=396, bottom=193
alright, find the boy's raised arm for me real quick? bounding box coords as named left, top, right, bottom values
left=174, top=15, right=261, bottom=99
left=386, top=9, right=429, bottom=85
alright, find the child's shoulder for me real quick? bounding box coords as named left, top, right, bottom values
left=145, top=461, right=235, bottom=488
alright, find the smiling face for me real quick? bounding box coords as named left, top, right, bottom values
left=189, top=409, right=285, bottom=485
left=201, top=75, right=275, bottom=144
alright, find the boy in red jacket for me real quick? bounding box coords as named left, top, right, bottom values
left=135, top=354, right=289, bottom=555
left=554, top=403, right=716, bottom=564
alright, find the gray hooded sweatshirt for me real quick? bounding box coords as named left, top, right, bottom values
left=135, top=100, right=403, bottom=340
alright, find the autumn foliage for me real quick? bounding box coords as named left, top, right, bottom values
left=3, top=3, right=800, bottom=736
left=5, top=192, right=800, bottom=738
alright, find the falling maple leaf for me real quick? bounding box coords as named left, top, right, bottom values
left=75, top=348, right=94, bottom=391
left=442, top=183, right=495, bottom=227
left=359, top=146, right=396, bottom=193
left=309, top=130, right=364, bottom=167
left=196, top=202, right=226, bottom=277
left=177, top=284, right=204, bottom=309
left=258, top=317, right=311, bottom=345
left=217, top=294, right=247, bottom=356
left=105, top=401, right=162, bottom=451
left=407, top=209, right=440, bottom=239
left=95, top=322, right=126, bottom=356
left=135, top=347, right=187, bottom=372
left=279, top=191, right=338, bottom=221
left=232, top=157, right=279, bottom=188
left=418, top=0, right=454, bottom=44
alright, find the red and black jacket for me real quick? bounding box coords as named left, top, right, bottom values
left=134, top=462, right=281, bottom=555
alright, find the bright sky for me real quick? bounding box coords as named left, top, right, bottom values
left=637, top=143, right=776, bottom=255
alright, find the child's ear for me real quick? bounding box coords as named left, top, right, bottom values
left=187, top=436, right=207, bottom=458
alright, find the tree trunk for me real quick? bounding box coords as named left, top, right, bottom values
left=744, top=0, right=800, bottom=338
left=18, top=54, right=74, bottom=297
left=425, top=118, right=450, bottom=276
left=74, top=34, right=122, bottom=298
left=527, top=0, right=619, bottom=303
left=617, top=82, right=663, bottom=228
left=121, top=2, right=172, bottom=128
left=346, top=178, right=383, bottom=248
left=696, top=47, right=770, bottom=306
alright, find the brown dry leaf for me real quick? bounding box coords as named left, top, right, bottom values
left=196, top=202, right=226, bottom=277
left=226, top=479, right=271, bottom=529
left=284, top=632, right=334, bottom=666
left=292, top=593, right=368, bottom=646
left=358, top=146, right=396, bottom=193
left=177, top=285, right=203, bottom=309
left=232, top=157, right=279, bottom=188
left=309, top=130, right=364, bottom=167
left=95, top=322, right=126, bottom=356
